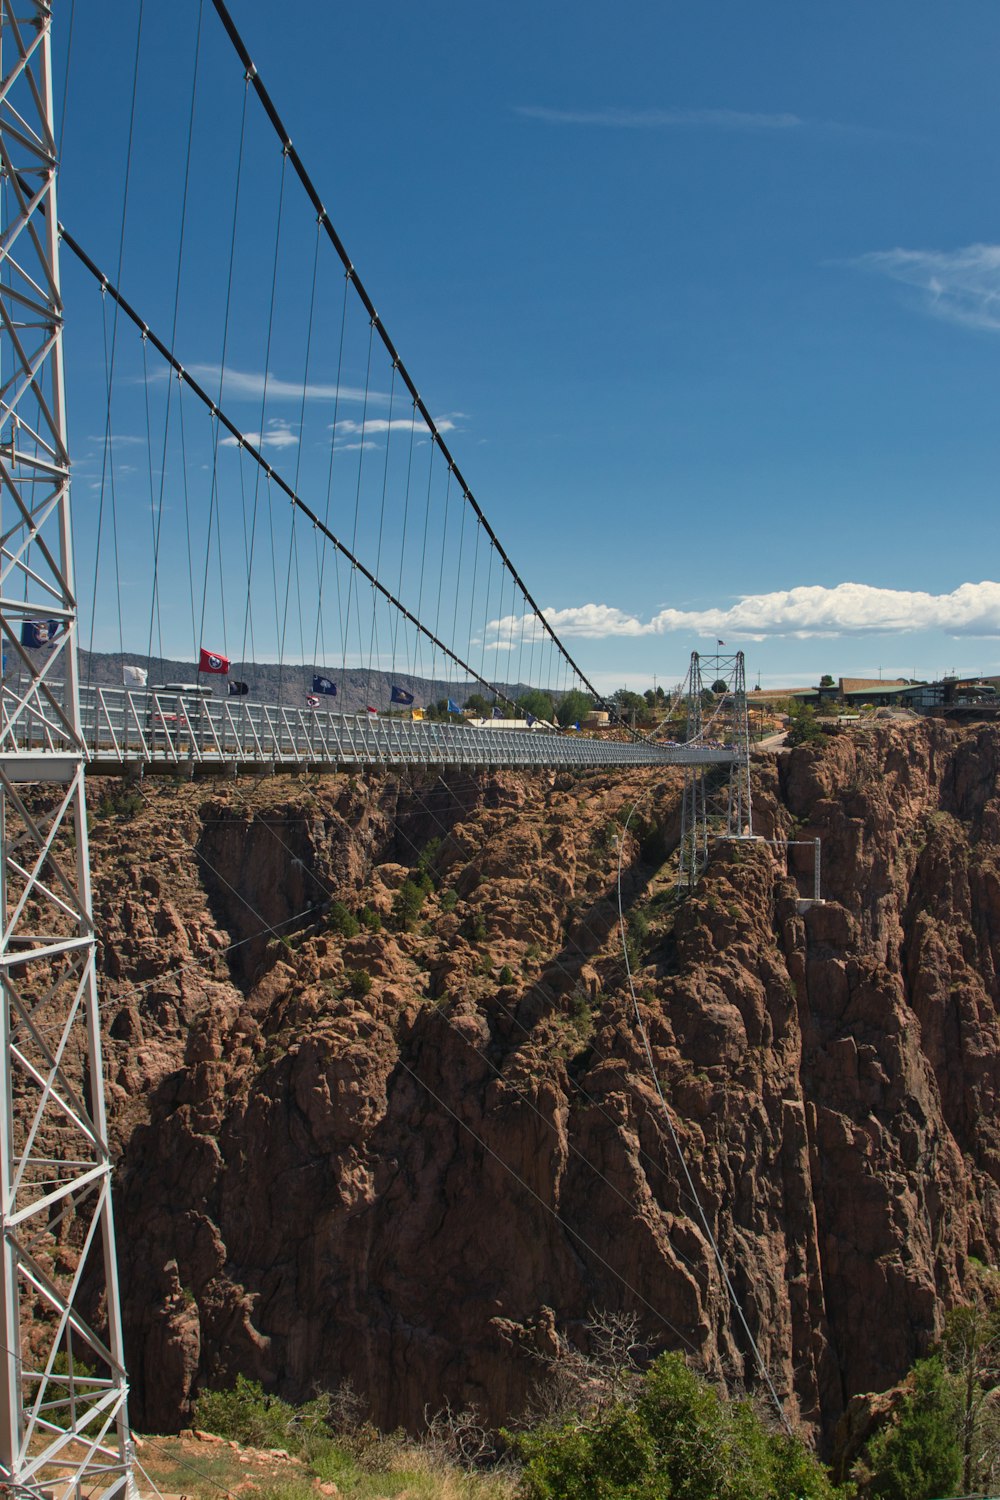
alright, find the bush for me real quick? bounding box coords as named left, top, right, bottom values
left=440, top=888, right=459, bottom=913
left=497, top=964, right=515, bottom=985
left=96, top=785, right=142, bottom=819
left=513, top=1352, right=839, bottom=1500
left=469, top=912, right=488, bottom=944
left=346, top=969, right=372, bottom=998
left=194, top=1374, right=298, bottom=1450
left=327, top=901, right=360, bottom=938
left=361, top=906, right=382, bottom=933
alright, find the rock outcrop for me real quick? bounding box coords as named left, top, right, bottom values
left=83, top=722, right=1000, bottom=1450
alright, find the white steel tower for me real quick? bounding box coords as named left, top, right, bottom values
left=0, top=5, right=132, bottom=1498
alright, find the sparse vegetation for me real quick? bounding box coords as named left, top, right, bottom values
left=393, top=878, right=430, bottom=930
left=327, top=901, right=360, bottom=938
left=184, top=1375, right=515, bottom=1498
left=95, top=784, right=143, bottom=819
left=346, top=968, right=372, bottom=998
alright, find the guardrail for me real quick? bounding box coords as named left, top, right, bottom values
left=0, top=684, right=740, bottom=773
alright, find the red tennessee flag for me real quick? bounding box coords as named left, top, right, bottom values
left=199, top=647, right=230, bottom=675
left=366, top=705, right=378, bottom=715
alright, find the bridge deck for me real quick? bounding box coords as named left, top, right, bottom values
left=1, top=686, right=739, bottom=775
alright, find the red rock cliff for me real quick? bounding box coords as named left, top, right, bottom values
left=87, top=721, right=1000, bottom=1448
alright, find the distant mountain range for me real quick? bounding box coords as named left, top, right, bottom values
left=73, top=650, right=544, bottom=715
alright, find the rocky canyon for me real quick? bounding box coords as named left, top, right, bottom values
left=82, top=719, right=1000, bottom=1456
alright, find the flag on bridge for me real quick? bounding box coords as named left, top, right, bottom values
left=228, top=680, right=249, bottom=696
left=199, top=647, right=229, bottom=674
left=312, top=674, right=337, bottom=697
left=411, top=707, right=424, bottom=721
left=390, top=685, right=414, bottom=705
left=447, top=698, right=461, bottom=715
left=305, top=695, right=320, bottom=708
left=20, top=619, right=62, bottom=649
left=717, top=639, right=725, bottom=646
left=123, top=664, right=148, bottom=687
left=526, top=712, right=537, bottom=727
left=491, top=705, right=503, bottom=719
left=366, top=705, right=378, bottom=715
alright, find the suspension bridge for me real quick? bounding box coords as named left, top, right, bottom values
left=0, top=6, right=757, bottom=1499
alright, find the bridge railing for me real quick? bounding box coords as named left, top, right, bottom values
left=0, top=684, right=739, bottom=771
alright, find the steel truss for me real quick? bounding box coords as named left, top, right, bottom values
left=0, top=7, right=132, bottom=1499
left=677, top=650, right=753, bottom=885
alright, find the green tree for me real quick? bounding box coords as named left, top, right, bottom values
left=786, top=704, right=826, bottom=746
left=864, top=1356, right=962, bottom=1500
left=710, top=678, right=728, bottom=695
left=556, top=689, right=593, bottom=727
left=940, top=1296, right=1000, bottom=1495
left=819, top=673, right=835, bottom=688
left=611, top=689, right=648, bottom=727
left=514, top=1351, right=839, bottom=1500
left=518, top=688, right=555, bottom=722
left=464, top=692, right=489, bottom=715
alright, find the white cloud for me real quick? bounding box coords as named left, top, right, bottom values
left=183, top=364, right=391, bottom=406
left=514, top=104, right=801, bottom=131
left=334, top=415, right=456, bottom=437
left=852, top=244, right=1000, bottom=332
left=221, top=417, right=299, bottom=451
left=485, top=582, right=1000, bottom=645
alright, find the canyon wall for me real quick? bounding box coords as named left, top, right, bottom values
left=86, top=721, right=1000, bottom=1448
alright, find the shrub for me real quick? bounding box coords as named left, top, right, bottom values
left=440, top=888, right=459, bottom=913
left=469, top=912, right=488, bottom=944
left=96, top=786, right=142, bottom=819
left=193, top=1374, right=297, bottom=1450
left=346, top=969, right=372, bottom=998
left=327, top=901, right=359, bottom=938
left=513, top=1351, right=839, bottom=1500
left=361, top=906, right=382, bottom=932
left=497, top=964, right=515, bottom=985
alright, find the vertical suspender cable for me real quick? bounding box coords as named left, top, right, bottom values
left=145, top=0, right=203, bottom=681
left=339, top=318, right=375, bottom=698
left=312, top=267, right=351, bottom=684
left=198, top=71, right=249, bottom=663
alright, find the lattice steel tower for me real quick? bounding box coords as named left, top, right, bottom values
left=0, top=6, right=132, bottom=1497
left=677, top=649, right=753, bottom=885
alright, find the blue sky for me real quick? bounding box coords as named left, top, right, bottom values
left=53, top=2, right=1000, bottom=694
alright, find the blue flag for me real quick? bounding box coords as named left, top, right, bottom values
left=312, top=674, right=337, bottom=697
left=390, top=685, right=414, bottom=705
left=526, top=712, right=536, bottom=727
left=491, top=705, right=503, bottom=719
left=447, top=698, right=461, bottom=715
left=20, top=618, right=62, bottom=649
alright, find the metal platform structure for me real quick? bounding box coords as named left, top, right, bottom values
left=0, top=6, right=132, bottom=1498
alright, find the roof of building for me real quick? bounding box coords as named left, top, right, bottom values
left=839, top=677, right=911, bottom=694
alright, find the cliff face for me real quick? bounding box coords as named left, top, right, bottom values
left=88, top=721, right=1000, bottom=1447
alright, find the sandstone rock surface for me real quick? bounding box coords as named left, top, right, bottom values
left=82, top=724, right=1000, bottom=1450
